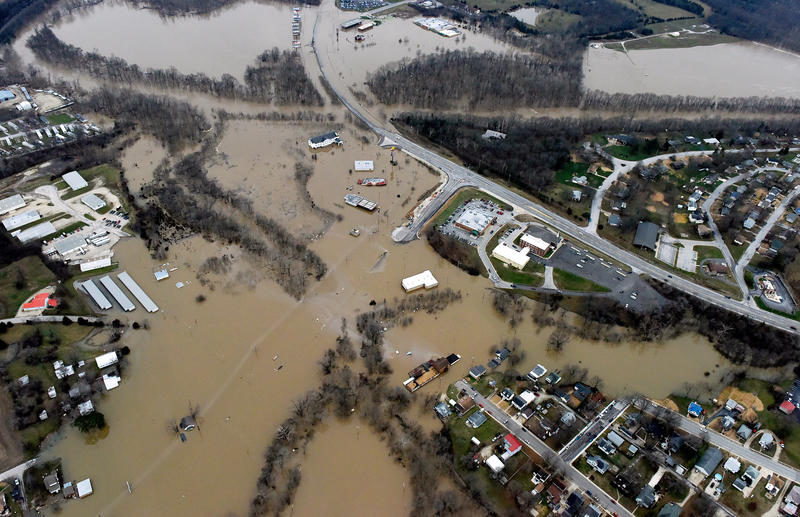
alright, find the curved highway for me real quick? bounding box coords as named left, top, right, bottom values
left=311, top=6, right=800, bottom=336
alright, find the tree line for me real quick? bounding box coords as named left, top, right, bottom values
left=27, top=27, right=323, bottom=106
left=581, top=90, right=800, bottom=115
left=703, top=0, right=800, bottom=53
left=126, top=0, right=319, bottom=16
left=0, top=0, right=58, bottom=44
left=367, top=49, right=582, bottom=110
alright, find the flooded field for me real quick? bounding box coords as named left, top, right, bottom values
left=47, top=2, right=297, bottom=80
left=584, top=42, right=800, bottom=98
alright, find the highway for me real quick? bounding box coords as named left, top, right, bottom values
left=454, top=380, right=635, bottom=517
left=311, top=7, right=800, bottom=335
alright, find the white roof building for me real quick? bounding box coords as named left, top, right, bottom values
left=0, top=194, right=25, bottom=215
left=454, top=209, right=494, bottom=234
left=16, top=221, right=55, bottom=243
left=118, top=272, right=159, bottom=312
left=401, top=270, right=438, bottom=292
left=102, top=373, right=120, bottom=391
left=54, top=233, right=88, bottom=256
left=99, top=276, right=135, bottom=312
left=724, top=457, right=741, bottom=473
left=2, top=209, right=41, bottom=231
left=95, top=351, right=119, bottom=369
left=62, top=171, right=88, bottom=191
left=80, top=193, right=106, bottom=211
left=491, top=244, right=530, bottom=270
left=354, top=160, right=374, bottom=171
left=486, top=455, right=504, bottom=473
left=154, top=269, right=169, bottom=281
left=78, top=400, right=94, bottom=416
left=82, top=279, right=112, bottom=310
left=76, top=478, right=93, bottom=498
left=79, top=255, right=112, bottom=272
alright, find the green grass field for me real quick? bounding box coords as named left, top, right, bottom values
left=553, top=269, right=610, bottom=292
left=45, top=113, right=73, bottom=125
left=535, top=8, right=581, bottom=32
left=613, top=0, right=695, bottom=19
left=695, top=245, right=723, bottom=262
left=605, top=145, right=657, bottom=161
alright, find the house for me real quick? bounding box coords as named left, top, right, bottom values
left=43, top=472, right=60, bottom=494
left=500, top=433, right=523, bottom=461
left=433, top=402, right=451, bottom=421
left=469, top=365, right=487, bottom=379
left=545, top=371, right=561, bottom=385
left=687, top=401, right=703, bottom=418
left=520, top=407, right=535, bottom=420
left=76, top=478, right=93, bottom=498
left=742, top=465, right=760, bottom=485
left=495, top=348, right=511, bottom=363
left=456, top=395, right=475, bottom=414
left=586, top=455, right=609, bottom=474
left=737, top=424, right=753, bottom=440
left=180, top=415, right=197, bottom=432
left=633, top=221, right=659, bottom=251
left=694, top=447, right=723, bottom=477
left=785, top=486, right=800, bottom=512
left=560, top=411, right=576, bottom=427
left=572, top=190, right=582, bottom=202
left=486, top=454, right=504, bottom=473
left=697, top=224, right=712, bottom=238
left=565, top=492, right=585, bottom=515
left=573, top=383, right=591, bottom=401
left=688, top=210, right=705, bottom=224
left=636, top=485, right=656, bottom=508
left=721, top=415, right=736, bottom=430
left=481, top=129, right=507, bottom=141
left=62, top=481, right=76, bottom=498
left=780, top=400, right=796, bottom=414
left=743, top=217, right=756, bottom=229
left=724, top=457, right=741, bottom=473
left=308, top=131, right=342, bottom=149
left=760, top=432, right=774, bottom=449
left=547, top=478, right=567, bottom=504
left=583, top=504, right=602, bottom=517
left=466, top=411, right=487, bottom=428
left=608, top=214, right=621, bottom=227
left=597, top=438, right=616, bottom=456
left=706, top=261, right=729, bottom=276
left=658, top=503, right=682, bottom=517
left=607, top=431, right=625, bottom=448
left=511, top=390, right=536, bottom=410
left=526, top=364, right=547, bottom=381
left=499, top=388, right=514, bottom=401
left=606, top=134, right=637, bottom=146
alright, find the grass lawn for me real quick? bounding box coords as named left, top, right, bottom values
left=719, top=478, right=773, bottom=516
left=469, top=0, right=521, bottom=11
left=624, top=31, right=738, bottom=51
left=730, top=244, right=747, bottom=261
left=573, top=455, right=637, bottom=511
left=19, top=418, right=60, bottom=458
left=431, top=187, right=511, bottom=227
left=613, top=0, right=695, bottom=19
left=535, top=8, right=581, bottom=32
left=553, top=269, right=610, bottom=292
left=605, top=145, right=657, bottom=161
left=737, top=379, right=776, bottom=408
left=695, top=245, right=723, bottom=262
left=2, top=323, right=93, bottom=350
left=668, top=394, right=694, bottom=415
left=555, top=162, right=590, bottom=185
left=45, top=113, right=73, bottom=125
left=755, top=297, right=800, bottom=321
left=0, top=257, right=56, bottom=318
left=490, top=257, right=544, bottom=286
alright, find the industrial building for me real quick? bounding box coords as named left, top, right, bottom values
left=2, top=209, right=41, bottom=231
left=308, top=131, right=342, bottom=149
left=118, top=271, right=159, bottom=312
left=0, top=194, right=25, bottom=215
left=81, top=279, right=112, bottom=310
left=633, top=221, right=660, bottom=251
left=95, top=351, right=119, bottom=369
left=414, top=17, right=461, bottom=37
left=344, top=194, right=377, bottom=211
left=54, top=233, right=88, bottom=257
left=341, top=18, right=361, bottom=29
left=79, top=255, right=112, bottom=272
left=62, top=170, right=88, bottom=191
left=454, top=209, right=495, bottom=235
left=354, top=160, right=374, bottom=171
left=80, top=193, right=106, bottom=211
left=99, top=275, right=135, bottom=312
left=401, top=270, right=438, bottom=292
left=0, top=90, right=15, bottom=102
left=491, top=243, right=530, bottom=270
left=16, top=221, right=55, bottom=243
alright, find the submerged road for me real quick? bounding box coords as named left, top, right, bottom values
left=310, top=5, right=800, bottom=335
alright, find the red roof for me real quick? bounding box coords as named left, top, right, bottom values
left=780, top=400, right=796, bottom=414
left=22, top=292, right=50, bottom=310
left=505, top=433, right=522, bottom=452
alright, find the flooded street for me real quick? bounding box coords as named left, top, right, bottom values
left=584, top=42, right=800, bottom=98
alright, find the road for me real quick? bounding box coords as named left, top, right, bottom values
left=455, top=380, right=635, bottom=517
left=559, top=399, right=630, bottom=464
left=0, top=458, right=36, bottom=512
left=734, top=185, right=800, bottom=294
left=702, top=170, right=753, bottom=299
left=311, top=5, right=800, bottom=335
left=640, top=401, right=800, bottom=483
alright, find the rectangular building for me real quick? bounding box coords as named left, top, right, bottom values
left=80, top=193, right=106, bottom=211
left=0, top=194, right=25, bottom=215
left=491, top=243, right=530, bottom=270
left=118, top=271, right=159, bottom=312
left=308, top=131, right=342, bottom=149
left=16, top=221, right=56, bottom=243
left=62, top=171, right=88, bottom=191
left=99, top=275, right=135, bottom=312
left=520, top=234, right=551, bottom=257
left=341, top=18, right=361, bottom=29
left=402, top=270, right=438, bottom=292
left=454, top=209, right=495, bottom=234
left=2, top=209, right=41, bottom=231
left=79, top=256, right=112, bottom=272
left=95, top=351, right=119, bottom=369
left=354, top=160, right=374, bottom=171
left=81, top=279, right=112, bottom=310
left=54, top=233, right=88, bottom=256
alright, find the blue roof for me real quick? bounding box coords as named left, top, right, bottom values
left=688, top=402, right=703, bottom=416
left=0, top=90, right=14, bottom=102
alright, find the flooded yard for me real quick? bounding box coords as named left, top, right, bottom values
left=584, top=42, right=800, bottom=98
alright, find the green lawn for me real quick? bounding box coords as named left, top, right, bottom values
left=623, top=31, right=738, bottom=51
left=468, top=0, right=521, bottom=11
left=45, top=113, right=73, bottom=125
left=553, top=269, right=610, bottom=292
left=613, top=0, right=695, bottom=19
left=431, top=187, right=511, bottom=227
left=41, top=221, right=87, bottom=242
left=718, top=478, right=773, bottom=516
left=490, top=258, right=544, bottom=286
left=0, top=256, right=57, bottom=318
left=695, top=245, right=723, bottom=262
left=535, top=8, right=581, bottom=32
left=555, top=162, right=590, bottom=185
left=605, top=145, right=657, bottom=161
left=755, top=297, right=800, bottom=321
left=730, top=244, right=747, bottom=261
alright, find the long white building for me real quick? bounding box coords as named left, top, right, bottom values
left=402, top=270, right=439, bottom=292
left=491, top=243, right=530, bottom=270
left=62, top=171, right=88, bottom=191
left=16, top=221, right=56, bottom=243
left=2, top=209, right=41, bottom=231
left=0, top=194, right=25, bottom=215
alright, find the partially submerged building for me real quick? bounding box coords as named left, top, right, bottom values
left=401, top=270, right=438, bottom=292
left=308, top=131, right=342, bottom=149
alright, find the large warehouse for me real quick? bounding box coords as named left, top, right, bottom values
left=62, top=171, right=88, bottom=191
left=454, top=209, right=495, bottom=235
left=81, top=193, right=107, bottom=211
left=16, top=221, right=55, bottom=243
left=2, top=209, right=41, bottom=231
left=0, top=194, right=25, bottom=215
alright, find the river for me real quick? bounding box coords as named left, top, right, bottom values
left=584, top=42, right=800, bottom=98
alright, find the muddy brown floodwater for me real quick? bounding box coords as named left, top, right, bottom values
left=43, top=130, right=762, bottom=517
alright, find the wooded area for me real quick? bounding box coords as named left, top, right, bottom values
left=27, top=27, right=323, bottom=106
left=704, top=0, right=800, bottom=53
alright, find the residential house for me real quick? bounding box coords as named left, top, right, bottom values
left=687, top=401, right=703, bottom=418
left=468, top=365, right=486, bottom=379
left=634, top=222, right=660, bottom=251
left=636, top=485, right=656, bottom=508
left=694, top=447, right=723, bottom=477
left=780, top=400, right=796, bottom=414
left=724, top=457, right=741, bottom=473
left=607, top=431, right=625, bottom=448
left=742, top=465, right=760, bottom=486
left=722, top=415, right=736, bottom=431
left=737, top=424, right=753, bottom=440
left=545, top=371, right=561, bottom=385
left=466, top=411, right=487, bottom=428
left=546, top=478, right=567, bottom=504
left=573, top=383, right=591, bottom=401
left=499, top=388, right=514, bottom=401
left=608, top=214, right=621, bottom=227
left=456, top=395, right=475, bottom=414
left=434, top=402, right=451, bottom=421
left=511, top=390, right=536, bottom=410
left=500, top=433, right=523, bottom=461
left=586, top=455, right=609, bottom=474
left=43, top=472, right=60, bottom=494
left=658, top=503, right=682, bottom=517
left=597, top=438, right=616, bottom=456
left=760, top=432, right=774, bottom=450
left=526, top=364, right=547, bottom=381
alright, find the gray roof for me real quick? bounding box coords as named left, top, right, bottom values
left=54, top=233, right=88, bottom=255
left=636, top=485, right=656, bottom=507
left=737, top=424, right=753, bottom=438
left=695, top=447, right=723, bottom=475
left=466, top=411, right=487, bottom=428
left=81, top=193, right=106, bottom=211
left=469, top=365, right=486, bottom=377
left=309, top=131, right=339, bottom=144
left=607, top=430, right=625, bottom=448
left=525, top=225, right=560, bottom=245
left=118, top=272, right=159, bottom=313
left=17, top=221, right=55, bottom=243
left=658, top=503, right=682, bottom=517
left=633, top=221, right=659, bottom=250
left=0, top=194, right=25, bottom=215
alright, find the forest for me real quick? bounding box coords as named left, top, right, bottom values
left=127, top=0, right=319, bottom=15
left=703, top=0, right=800, bottom=53
left=27, top=27, right=323, bottom=106
left=0, top=0, right=58, bottom=44
left=367, top=49, right=582, bottom=110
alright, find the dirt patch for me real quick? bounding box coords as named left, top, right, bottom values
left=673, top=213, right=688, bottom=224
left=718, top=386, right=765, bottom=411
left=658, top=398, right=679, bottom=411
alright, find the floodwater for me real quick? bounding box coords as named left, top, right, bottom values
left=48, top=1, right=297, bottom=80
left=509, top=7, right=539, bottom=26
left=584, top=42, right=800, bottom=98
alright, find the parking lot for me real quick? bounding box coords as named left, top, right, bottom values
left=438, top=198, right=515, bottom=247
